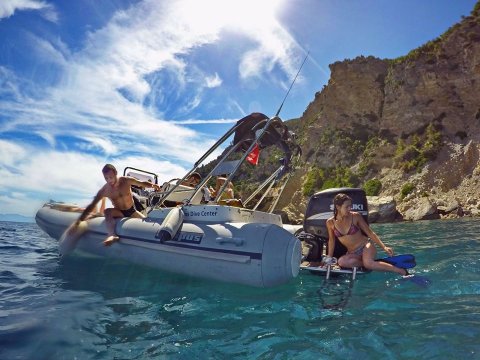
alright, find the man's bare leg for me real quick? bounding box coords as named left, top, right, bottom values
left=131, top=210, right=146, bottom=219
left=103, top=208, right=122, bottom=246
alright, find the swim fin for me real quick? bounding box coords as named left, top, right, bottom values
left=402, top=274, right=432, bottom=288
left=376, top=254, right=416, bottom=269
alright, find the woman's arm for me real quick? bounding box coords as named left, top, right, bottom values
left=326, top=218, right=336, bottom=258
left=355, top=213, right=394, bottom=256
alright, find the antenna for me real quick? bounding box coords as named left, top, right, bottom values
left=275, top=51, right=309, bottom=117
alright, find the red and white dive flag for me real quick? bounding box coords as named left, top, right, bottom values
left=246, top=143, right=260, bottom=165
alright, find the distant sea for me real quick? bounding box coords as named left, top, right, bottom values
left=0, top=214, right=34, bottom=223
left=1, top=219, right=479, bottom=359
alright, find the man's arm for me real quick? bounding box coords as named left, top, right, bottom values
left=75, top=191, right=104, bottom=225
left=126, top=177, right=161, bottom=191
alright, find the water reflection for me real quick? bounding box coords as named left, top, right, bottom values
left=316, top=275, right=354, bottom=311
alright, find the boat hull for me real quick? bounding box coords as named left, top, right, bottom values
left=36, top=205, right=301, bottom=287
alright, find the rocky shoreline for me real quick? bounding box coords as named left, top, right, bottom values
left=367, top=195, right=479, bottom=223
left=280, top=191, right=479, bottom=225
left=370, top=141, right=480, bottom=222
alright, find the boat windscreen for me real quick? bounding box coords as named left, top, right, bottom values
left=126, top=171, right=155, bottom=183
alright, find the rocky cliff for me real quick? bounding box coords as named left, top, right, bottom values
left=278, top=2, right=480, bottom=223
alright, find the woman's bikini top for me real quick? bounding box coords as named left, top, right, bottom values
left=333, top=217, right=360, bottom=237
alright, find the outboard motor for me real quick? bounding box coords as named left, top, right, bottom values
left=301, top=187, right=368, bottom=261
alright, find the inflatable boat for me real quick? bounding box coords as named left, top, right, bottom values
left=36, top=113, right=303, bottom=287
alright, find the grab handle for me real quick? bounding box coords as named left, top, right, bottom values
left=215, top=237, right=244, bottom=246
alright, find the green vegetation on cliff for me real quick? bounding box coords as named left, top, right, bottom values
left=302, top=166, right=359, bottom=196
left=400, top=182, right=415, bottom=200
left=357, top=136, right=386, bottom=177
left=303, top=127, right=366, bottom=162
left=364, top=178, right=382, bottom=196
left=394, top=124, right=442, bottom=172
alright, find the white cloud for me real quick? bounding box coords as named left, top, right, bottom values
left=205, top=73, right=222, bottom=88
left=0, top=140, right=194, bottom=216
left=0, top=0, right=301, bottom=217
left=0, top=140, right=27, bottom=166
left=25, top=32, right=69, bottom=67
left=0, top=0, right=58, bottom=22
left=35, top=131, right=56, bottom=147
left=170, top=118, right=237, bottom=125
left=0, top=194, right=42, bottom=218
left=78, top=136, right=118, bottom=155
left=0, top=66, right=25, bottom=100
left=1, top=0, right=298, bottom=160
left=238, top=25, right=300, bottom=88
left=0, top=147, right=106, bottom=198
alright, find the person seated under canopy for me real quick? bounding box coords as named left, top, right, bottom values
left=211, top=175, right=234, bottom=200
left=181, top=172, right=202, bottom=188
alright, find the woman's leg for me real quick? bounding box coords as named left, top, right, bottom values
left=338, top=253, right=363, bottom=268
left=362, top=242, right=407, bottom=275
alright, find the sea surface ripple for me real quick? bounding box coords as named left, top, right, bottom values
left=0, top=219, right=479, bottom=359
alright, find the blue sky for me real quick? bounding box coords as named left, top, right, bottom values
left=0, top=0, right=477, bottom=217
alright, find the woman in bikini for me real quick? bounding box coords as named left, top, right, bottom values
left=325, top=193, right=408, bottom=276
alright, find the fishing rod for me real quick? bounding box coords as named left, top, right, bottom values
left=275, top=50, right=310, bottom=118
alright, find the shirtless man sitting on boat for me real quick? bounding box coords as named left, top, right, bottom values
left=71, top=164, right=160, bottom=246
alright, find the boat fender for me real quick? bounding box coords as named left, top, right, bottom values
left=59, top=220, right=88, bottom=257
left=157, top=207, right=184, bottom=243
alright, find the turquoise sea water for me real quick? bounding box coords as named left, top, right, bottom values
left=1, top=219, right=479, bottom=360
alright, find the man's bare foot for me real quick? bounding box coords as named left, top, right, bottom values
left=103, top=235, right=119, bottom=246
